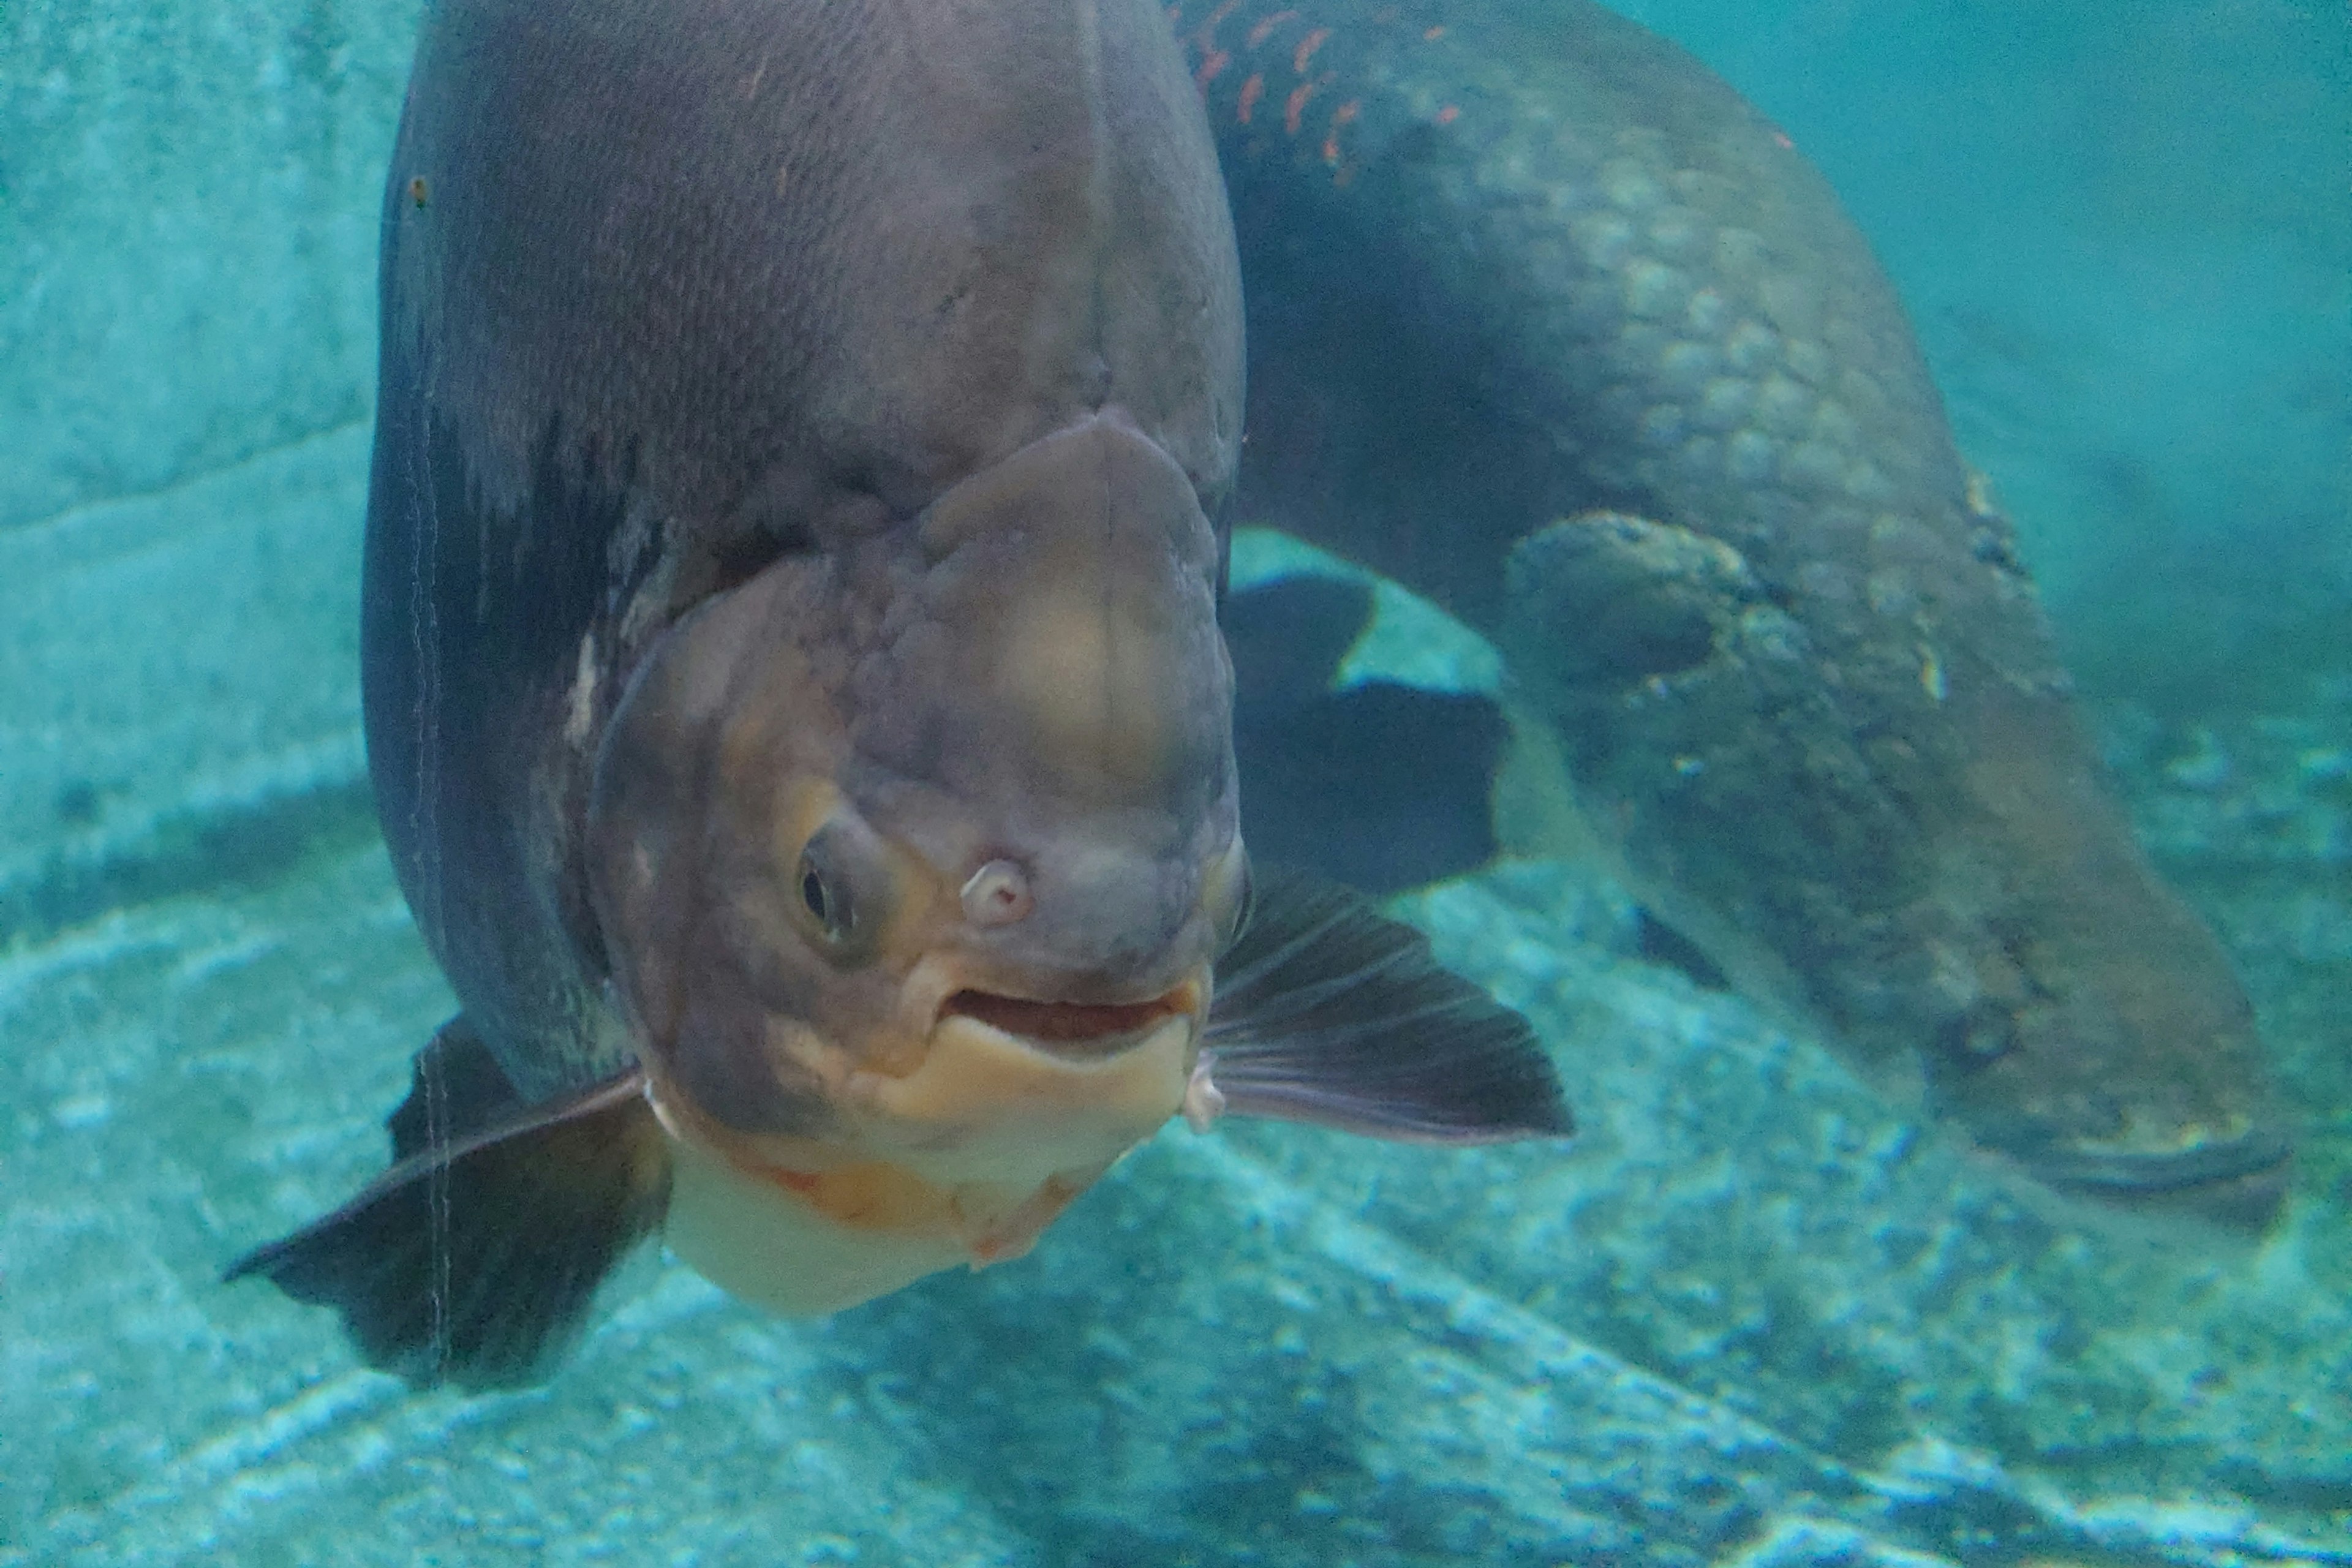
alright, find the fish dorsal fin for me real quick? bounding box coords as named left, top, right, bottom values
left=225, top=1020, right=669, bottom=1389
left=1202, top=867, right=1574, bottom=1144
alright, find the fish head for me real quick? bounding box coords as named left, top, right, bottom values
left=1910, top=700, right=2293, bottom=1235
left=586, top=411, right=1248, bottom=1304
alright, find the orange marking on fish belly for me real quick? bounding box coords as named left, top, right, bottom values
left=1772, top=128, right=1795, bottom=149
left=1292, top=26, right=1330, bottom=73
left=761, top=1166, right=823, bottom=1198
left=1196, top=46, right=1231, bottom=88
left=1284, top=80, right=1315, bottom=135
left=1246, top=9, right=1297, bottom=47
left=1422, top=23, right=1444, bottom=40
left=1434, top=102, right=1460, bottom=125
left=751, top=1158, right=954, bottom=1231
left=1237, top=72, right=1265, bottom=123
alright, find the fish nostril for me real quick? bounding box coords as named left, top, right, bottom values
left=961, top=859, right=1033, bottom=927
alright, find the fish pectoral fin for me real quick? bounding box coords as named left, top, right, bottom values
left=1202, top=865, right=1573, bottom=1144
left=224, top=1020, right=668, bottom=1390
left=1499, top=510, right=1757, bottom=696
left=1237, top=680, right=1508, bottom=895
left=1223, top=572, right=1377, bottom=710
left=383, top=1014, right=530, bottom=1158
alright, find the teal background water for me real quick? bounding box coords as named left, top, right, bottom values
left=2, top=1, right=2347, bottom=1562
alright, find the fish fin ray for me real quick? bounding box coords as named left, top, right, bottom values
left=225, top=1024, right=668, bottom=1390
left=1204, top=866, right=1572, bottom=1144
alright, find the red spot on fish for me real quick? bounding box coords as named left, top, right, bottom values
left=1245, top=9, right=1297, bottom=48
left=762, top=1166, right=823, bottom=1198
left=1284, top=80, right=1315, bottom=135
left=1434, top=103, right=1460, bottom=125
left=1168, top=2, right=1183, bottom=20
left=1196, top=46, right=1231, bottom=88
left=1292, top=26, right=1330, bottom=73
left=1237, top=72, right=1265, bottom=124
left=1422, top=23, right=1445, bottom=40
left=1772, top=128, right=1795, bottom=149
left=1324, top=96, right=1360, bottom=162
left=1321, top=99, right=1356, bottom=165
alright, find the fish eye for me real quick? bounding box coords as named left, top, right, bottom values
left=798, top=857, right=848, bottom=938
left=1207, top=837, right=1253, bottom=955
left=789, top=812, right=891, bottom=960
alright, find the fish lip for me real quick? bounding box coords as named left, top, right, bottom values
left=2015, top=1126, right=2294, bottom=1228
left=935, top=977, right=1204, bottom=1061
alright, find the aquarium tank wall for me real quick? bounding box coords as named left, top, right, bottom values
left=2, top=0, right=2347, bottom=1562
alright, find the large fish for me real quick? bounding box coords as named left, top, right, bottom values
left=227, top=0, right=1568, bottom=1387
left=1188, top=0, right=2288, bottom=1226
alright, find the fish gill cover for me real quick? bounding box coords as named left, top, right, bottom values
left=1, top=0, right=2347, bottom=1564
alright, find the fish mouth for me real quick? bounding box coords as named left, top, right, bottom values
left=937, top=981, right=1202, bottom=1061
left=2017, top=1126, right=2293, bottom=1231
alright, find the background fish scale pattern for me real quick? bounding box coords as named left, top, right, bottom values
left=1506, top=115, right=1940, bottom=539
left=3, top=0, right=2349, bottom=1563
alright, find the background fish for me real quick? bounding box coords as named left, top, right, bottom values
left=1183, top=0, right=2291, bottom=1229
left=225, top=0, right=1567, bottom=1388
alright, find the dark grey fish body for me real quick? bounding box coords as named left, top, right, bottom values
left=1184, top=0, right=2285, bottom=1223
left=364, top=0, right=1244, bottom=1101
left=239, top=0, right=1566, bottom=1387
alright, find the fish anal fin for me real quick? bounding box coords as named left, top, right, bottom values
left=225, top=1026, right=668, bottom=1390
left=1204, top=867, right=1572, bottom=1144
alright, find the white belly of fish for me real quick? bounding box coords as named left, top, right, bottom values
left=651, top=1012, right=1197, bottom=1314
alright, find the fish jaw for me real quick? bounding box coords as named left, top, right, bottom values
left=644, top=974, right=1204, bottom=1314
left=657, top=1128, right=975, bottom=1316
left=1904, top=693, right=2295, bottom=1234
left=1998, top=1126, right=2294, bottom=1236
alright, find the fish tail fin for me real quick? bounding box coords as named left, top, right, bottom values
left=1201, top=866, right=1572, bottom=1143
left=224, top=1019, right=669, bottom=1389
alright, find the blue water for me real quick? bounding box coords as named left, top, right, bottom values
left=3, top=1, right=2347, bottom=1563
